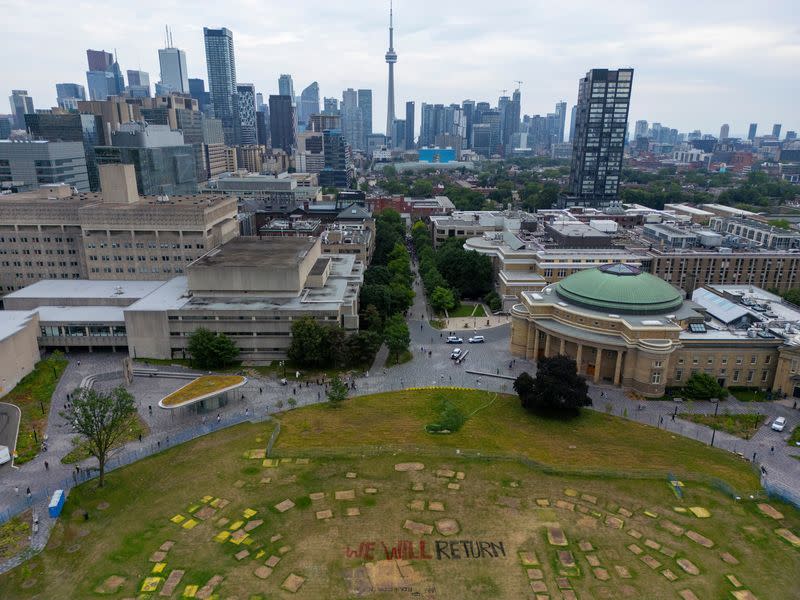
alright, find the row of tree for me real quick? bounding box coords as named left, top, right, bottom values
left=358, top=210, right=412, bottom=362
left=411, top=222, right=495, bottom=313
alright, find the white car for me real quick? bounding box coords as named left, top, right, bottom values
left=450, top=348, right=463, bottom=359
left=446, top=336, right=463, bottom=344
left=468, top=335, right=485, bottom=343
left=771, top=416, right=786, bottom=432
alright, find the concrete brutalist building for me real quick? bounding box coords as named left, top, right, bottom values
left=0, top=164, right=238, bottom=294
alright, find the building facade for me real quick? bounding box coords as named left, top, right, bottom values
left=203, top=27, right=237, bottom=144
left=0, top=140, right=89, bottom=192
left=568, top=68, right=633, bottom=206
left=158, top=46, right=189, bottom=94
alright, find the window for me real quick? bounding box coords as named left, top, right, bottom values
left=761, top=370, right=768, bottom=382
left=746, top=370, right=754, bottom=383
left=750, top=355, right=757, bottom=364
left=765, top=355, right=771, bottom=364
left=675, top=369, right=683, bottom=381
left=692, top=358, right=699, bottom=365
left=736, top=356, right=743, bottom=365
left=721, top=357, right=728, bottom=365
left=653, top=361, right=662, bottom=368
left=707, top=358, right=714, bottom=365
left=733, top=370, right=740, bottom=382
left=651, top=372, right=661, bottom=384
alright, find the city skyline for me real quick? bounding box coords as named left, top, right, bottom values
left=2, top=0, right=798, bottom=136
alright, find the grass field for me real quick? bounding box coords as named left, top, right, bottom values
left=678, top=412, right=764, bottom=440
left=1, top=390, right=798, bottom=599
left=0, top=510, right=31, bottom=561
left=729, top=388, right=769, bottom=402
left=0, top=354, right=67, bottom=464
left=448, top=304, right=486, bottom=318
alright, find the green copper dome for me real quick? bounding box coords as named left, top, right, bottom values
left=555, top=264, right=683, bottom=314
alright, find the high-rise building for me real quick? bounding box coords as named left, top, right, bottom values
left=461, top=100, right=475, bottom=149
left=85, top=49, right=122, bottom=100
left=785, top=131, right=798, bottom=142
left=772, top=124, right=782, bottom=139
left=502, top=90, right=521, bottom=150
left=719, top=123, right=730, bottom=139
left=268, top=95, right=295, bottom=153
left=405, top=101, right=415, bottom=149
left=634, top=119, right=648, bottom=140
left=9, top=90, right=35, bottom=129
left=126, top=70, right=151, bottom=98
left=384, top=2, right=397, bottom=137
left=236, top=84, right=257, bottom=145
left=298, top=82, right=320, bottom=128
left=203, top=27, right=237, bottom=145
left=159, top=46, right=189, bottom=94
left=554, top=100, right=567, bottom=144
left=320, top=129, right=351, bottom=188
left=0, top=140, right=89, bottom=191
left=86, top=49, right=113, bottom=72
left=94, top=122, right=197, bottom=195
left=569, top=68, right=633, bottom=206
left=747, top=123, right=758, bottom=141
left=471, top=123, right=491, bottom=156
left=56, top=83, right=86, bottom=111
left=341, top=88, right=363, bottom=151
left=568, top=104, right=578, bottom=144
left=188, top=78, right=210, bottom=114
left=323, top=97, right=339, bottom=114
left=358, top=89, right=373, bottom=146
left=256, top=93, right=265, bottom=112
left=25, top=112, right=104, bottom=191
left=392, top=119, right=406, bottom=150
left=278, top=74, right=294, bottom=99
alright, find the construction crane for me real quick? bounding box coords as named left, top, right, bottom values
left=499, top=88, right=508, bottom=96
left=514, top=80, right=523, bottom=89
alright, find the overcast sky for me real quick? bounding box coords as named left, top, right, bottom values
left=3, top=0, right=798, bottom=138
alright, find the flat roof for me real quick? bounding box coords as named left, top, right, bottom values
left=191, top=237, right=317, bottom=269
left=37, top=305, right=125, bottom=323
left=546, top=222, right=610, bottom=238
left=4, top=279, right=164, bottom=300
left=0, top=311, right=36, bottom=343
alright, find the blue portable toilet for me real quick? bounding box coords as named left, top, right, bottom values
left=48, top=489, right=65, bottom=518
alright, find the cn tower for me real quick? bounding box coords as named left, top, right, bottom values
left=385, top=1, right=397, bottom=139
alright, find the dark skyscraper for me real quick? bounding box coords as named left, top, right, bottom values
left=236, top=83, right=257, bottom=145
left=462, top=100, right=475, bottom=149
left=358, top=89, right=373, bottom=146
left=747, top=123, right=757, bottom=141
left=86, top=49, right=113, bottom=72
left=568, top=104, right=578, bottom=143
left=569, top=68, right=633, bottom=206
left=502, top=90, right=521, bottom=150
left=189, top=78, right=210, bottom=114
left=772, top=123, right=782, bottom=139
left=405, top=101, right=415, bottom=149
left=269, top=95, right=295, bottom=153
left=555, top=101, right=567, bottom=144
left=320, top=129, right=351, bottom=188
left=203, top=27, right=237, bottom=145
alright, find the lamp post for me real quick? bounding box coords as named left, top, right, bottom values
left=280, top=360, right=286, bottom=378
left=710, top=398, right=720, bottom=447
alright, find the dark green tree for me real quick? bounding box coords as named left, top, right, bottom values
left=187, top=327, right=239, bottom=370
left=287, top=317, right=328, bottom=367
left=783, top=288, right=800, bottom=307
left=384, top=314, right=410, bottom=363
left=512, top=372, right=536, bottom=407
left=410, top=179, right=434, bottom=198
left=327, top=375, right=348, bottom=406
left=344, top=330, right=382, bottom=367
left=684, top=372, right=726, bottom=401
left=60, top=385, right=137, bottom=487
left=523, top=356, right=591, bottom=415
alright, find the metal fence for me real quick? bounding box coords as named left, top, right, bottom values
left=764, top=479, right=800, bottom=509
left=0, top=410, right=274, bottom=526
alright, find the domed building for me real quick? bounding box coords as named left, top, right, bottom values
left=511, top=264, right=787, bottom=397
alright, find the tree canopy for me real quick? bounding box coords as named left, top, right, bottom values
left=384, top=314, right=410, bottom=362
left=60, top=385, right=137, bottom=487
left=683, top=372, right=726, bottom=401
left=515, top=356, right=591, bottom=415
left=187, top=328, right=240, bottom=370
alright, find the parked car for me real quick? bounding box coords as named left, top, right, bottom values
left=468, top=335, right=485, bottom=343
left=450, top=348, right=463, bottom=359
left=446, top=336, right=463, bottom=344
left=771, top=416, right=786, bottom=432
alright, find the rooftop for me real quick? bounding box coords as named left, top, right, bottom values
left=3, top=279, right=163, bottom=300
left=190, top=237, right=317, bottom=269
left=0, top=311, right=36, bottom=343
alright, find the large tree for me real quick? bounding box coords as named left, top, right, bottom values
left=187, top=328, right=239, bottom=370
left=435, top=239, right=493, bottom=299
left=60, top=385, right=137, bottom=487
left=327, top=375, right=348, bottom=406
left=288, top=318, right=343, bottom=367
left=384, top=314, right=410, bottom=363
left=683, top=372, right=726, bottom=401
left=519, top=356, right=591, bottom=415
left=430, top=286, right=456, bottom=314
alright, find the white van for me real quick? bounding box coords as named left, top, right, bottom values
left=0, top=445, right=11, bottom=465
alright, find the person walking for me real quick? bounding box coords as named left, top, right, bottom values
left=44, top=460, right=49, bottom=471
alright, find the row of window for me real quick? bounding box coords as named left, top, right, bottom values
left=675, top=355, right=771, bottom=366
left=88, top=255, right=196, bottom=262
left=0, top=249, right=76, bottom=255
left=672, top=369, right=769, bottom=384
left=86, top=242, right=205, bottom=250
left=40, top=325, right=126, bottom=337
left=0, top=237, right=72, bottom=243
left=88, top=267, right=184, bottom=274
